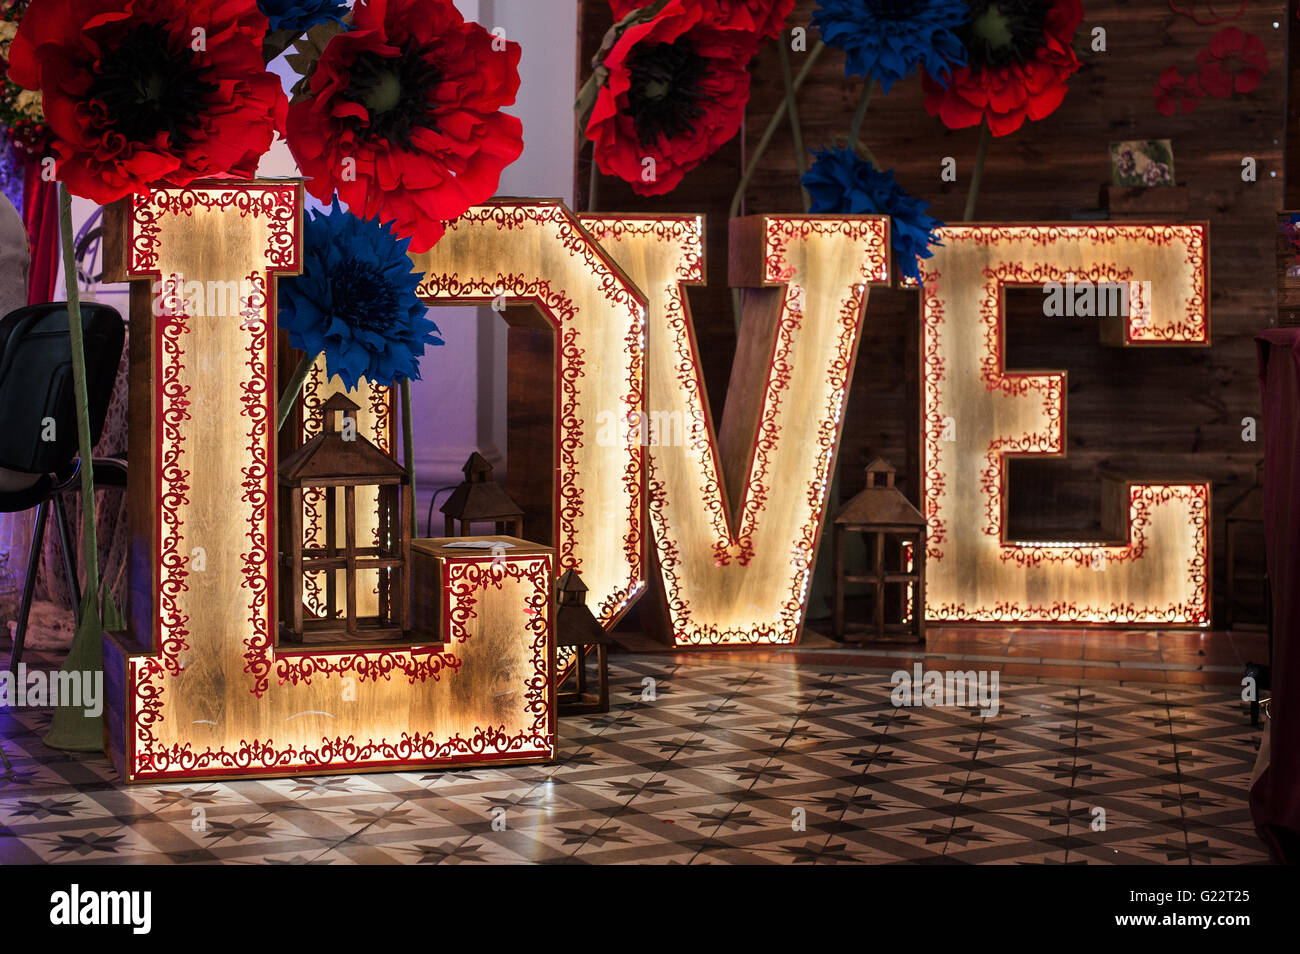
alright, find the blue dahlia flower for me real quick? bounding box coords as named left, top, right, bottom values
left=812, top=0, right=968, bottom=92
left=279, top=198, right=442, bottom=391
left=802, top=147, right=943, bottom=282
left=258, top=0, right=348, bottom=34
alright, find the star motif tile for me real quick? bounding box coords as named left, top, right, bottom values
left=0, top=652, right=1269, bottom=865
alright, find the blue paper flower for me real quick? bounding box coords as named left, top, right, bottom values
left=802, top=147, right=943, bottom=282
left=279, top=198, right=442, bottom=391
left=812, top=0, right=968, bottom=92
left=258, top=0, right=348, bottom=34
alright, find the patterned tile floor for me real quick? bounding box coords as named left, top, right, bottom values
left=674, top=626, right=1273, bottom=688
left=0, top=645, right=1269, bottom=864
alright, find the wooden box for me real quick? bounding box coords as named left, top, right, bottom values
left=411, top=536, right=556, bottom=646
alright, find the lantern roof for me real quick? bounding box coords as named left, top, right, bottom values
left=833, top=460, right=926, bottom=529
left=440, top=452, right=524, bottom=522
left=462, top=451, right=495, bottom=479
left=557, top=568, right=588, bottom=597
left=555, top=568, right=610, bottom=647
left=279, top=393, right=407, bottom=485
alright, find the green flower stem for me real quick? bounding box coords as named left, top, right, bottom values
left=778, top=31, right=809, bottom=212
left=963, top=121, right=991, bottom=222
left=846, top=137, right=881, bottom=170
left=729, top=39, right=826, bottom=330
left=848, top=79, right=875, bottom=159
left=401, top=378, right=416, bottom=538
left=59, top=186, right=99, bottom=609
left=728, top=40, right=825, bottom=224
left=276, top=351, right=317, bottom=433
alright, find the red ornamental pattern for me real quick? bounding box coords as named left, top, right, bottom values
left=131, top=186, right=299, bottom=273
left=920, top=266, right=949, bottom=561
left=131, top=189, right=296, bottom=682
left=928, top=483, right=1208, bottom=624
left=130, top=554, right=554, bottom=779
left=130, top=714, right=553, bottom=779
left=558, top=323, right=586, bottom=573
left=156, top=280, right=191, bottom=675
left=126, top=185, right=297, bottom=686
left=275, top=650, right=463, bottom=687
left=298, top=364, right=329, bottom=617
left=961, top=224, right=1207, bottom=342
left=923, top=226, right=1208, bottom=566
left=299, top=364, right=394, bottom=449
left=238, top=272, right=275, bottom=695
left=446, top=557, right=552, bottom=735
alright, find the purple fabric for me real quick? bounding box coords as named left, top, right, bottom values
left=1252, top=329, right=1300, bottom=863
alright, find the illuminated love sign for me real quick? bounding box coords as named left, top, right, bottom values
left=102, top=182, right=556, bottom=781
left=410, top=209, right=886, bottom=649
left=920, top=224, right=1211, bottom=624
left=580, top=215, right=890, bottom=645
left=100, top=186, right=1212, bottom=782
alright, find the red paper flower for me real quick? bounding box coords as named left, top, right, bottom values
left=922, top=0, right=1083, bottom=138
left=285, top=0, right=522, bottom=254
left=7, top=0, right=286, bottom=204
left=608, top=0, right=795, bottom=40
left=1153, top=66, right=1203, bottom=116
left=1195, top=26, right=1267, bottom=98
left=587, top=1, right=758, bottom=196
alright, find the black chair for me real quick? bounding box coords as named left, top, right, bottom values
left=0, top=303, right=125, bottom=685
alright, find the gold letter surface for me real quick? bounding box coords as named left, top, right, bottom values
left=411, top=201, right=647, bottom=624
left=582, top=215, right=890, bottom=645
left=103, top=183, right=556, bottom=781
left=921, top=224, right=1210, bottom=624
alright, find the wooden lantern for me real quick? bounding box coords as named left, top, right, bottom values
left=279, top=393, right=412, bottom=644
left=833, top=458, right=926, bottom=643
left=440, top=451, right=525, bottom=537
left=555, top=569, right=610, bottom=715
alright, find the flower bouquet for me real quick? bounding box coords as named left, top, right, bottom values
left=0, top=1, right=46, bottom=157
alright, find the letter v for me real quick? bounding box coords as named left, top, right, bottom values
left=583, top=215, right=890, bottom=645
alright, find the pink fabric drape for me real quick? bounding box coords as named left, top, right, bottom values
left=21, top=157, right=58, bottom=305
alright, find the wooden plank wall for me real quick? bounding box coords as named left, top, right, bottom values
left=577, top=0, right=1285, bottom=626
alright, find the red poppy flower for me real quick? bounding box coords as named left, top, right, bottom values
left=587, top=1, right=758, bottom=196
left=922, top=0, right=1083, bottom=138
left=7, top=0, right=286, bottom=204
left=1152, top=66, right=1203, bottom=116
left=285, top=0, right=522, bottom=254
left=608, top=0, right=796, bottom=40
left=1196, top=26, right=1267, bottom=98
